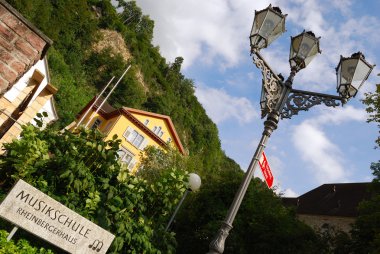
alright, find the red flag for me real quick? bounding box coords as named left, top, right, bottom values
left=258, top=152, right=274, bottom=188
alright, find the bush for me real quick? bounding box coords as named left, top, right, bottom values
left=0, top=230, right=54, bottom=254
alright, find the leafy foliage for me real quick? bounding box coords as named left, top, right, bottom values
left=0, top=230, right=53, bottom=254
left=0, top=125, right=188, bottom=253
left=349, top=161, right=380, bottom=254
left=363, top=84, right=380, bottom=147
left=174, top=171, right=324, bottom=254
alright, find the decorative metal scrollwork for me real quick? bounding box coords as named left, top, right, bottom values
left=252, top=53, right=283, bottom=118
left=281, top=90, right=341, bottom=119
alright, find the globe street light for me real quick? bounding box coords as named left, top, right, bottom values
left=208, top=5, right=375, bottom=254
left=165, top=173, right=201, bottom=231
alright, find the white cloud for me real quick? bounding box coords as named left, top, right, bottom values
left=310, top=105, right=367, bottom=125
left=292, top=121, right=346, bottom=183
left=135, top=0, right=378, bottom=90
left=329, top=0, right=353, bottom=16
left=291, top=106, right=367, bottom=183
left=195, top=85, right=258, bottom=124
left=135, top=0, right=274, bottom=69
left=281, top=188, right=299, bottom=197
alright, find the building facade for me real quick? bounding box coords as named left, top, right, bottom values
left=0, top=0, right=58, bottom=152
left=282, top=183, right=370, bottom=233
left=70, top=96, right=185, bottom=173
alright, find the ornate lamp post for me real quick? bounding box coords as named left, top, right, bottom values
left=208, top=4, right=375, bottom=254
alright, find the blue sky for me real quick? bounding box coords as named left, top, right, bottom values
left=135, top=0, right=380, bottom=196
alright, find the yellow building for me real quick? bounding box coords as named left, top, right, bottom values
left=71, top=96, right=185, bottom=172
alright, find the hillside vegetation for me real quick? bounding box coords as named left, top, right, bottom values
left=6, top=0, right=235, bottom=179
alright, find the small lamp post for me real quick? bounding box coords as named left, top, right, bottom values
left=208, top=4, right=375, bottom=254
left=165, top=173, right=201, bottom=231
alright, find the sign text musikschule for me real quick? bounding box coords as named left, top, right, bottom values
left=15, top=189, right=91, bottom=245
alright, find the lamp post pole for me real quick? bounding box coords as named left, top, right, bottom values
left=208, top=4, right=374, bottom=254
left=165, top=173, right=201, bottom=231
left=165, top=189, right=190, bottom=231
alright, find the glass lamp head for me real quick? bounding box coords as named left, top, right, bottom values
left=188, top=173, right=201, bottom=192
left=250, top=5, right=287, bottom=51
left=289, top=31, right=321, bottom=72
left=336, top=52, right=375, bottom=99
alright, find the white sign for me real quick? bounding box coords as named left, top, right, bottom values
left=0, top=180, right=115, bottom=254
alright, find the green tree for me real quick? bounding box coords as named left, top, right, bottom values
left=173, top=169, right=324, bottom=254
left=349, top=161, right=380, bottom=254
left=345, top=83, right=380, bottom=253
left=363, top=84, right=380, bottom=147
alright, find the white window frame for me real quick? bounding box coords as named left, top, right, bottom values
left=123, top=126, right=149, bottom=150
left=153, top=126, right=162, bottom=135
left=131, top=131, right=144, bottom=147
left=117, top=146, right=136, bottom=170
left=144, top=119, right=149, bottom=125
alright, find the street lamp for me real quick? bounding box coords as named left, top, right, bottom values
left=208, top=4, right=375, bottom=254
left=165, top=173, right=201, bottom=231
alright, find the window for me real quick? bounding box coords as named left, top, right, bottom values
left=153, top=126, right=161, bottom=135
left=123, top=126, right=149, bottom=150
left=159, top=131, right=164, bottom=137
left=91, top=119, right=102, bottom=129
left=117, top=147, right=136, bottom=170
left=123, top=126, right=133, bottom=139
left=144, top=119, right=149, bottom=125
left=131, top=131, right=144, bottom=148
left=167, top=137, right=172, bottom=143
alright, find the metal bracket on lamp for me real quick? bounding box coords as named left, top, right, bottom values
left=280, top=89, right=343, bottom=119
left=252, top=50, right=284, bottom=118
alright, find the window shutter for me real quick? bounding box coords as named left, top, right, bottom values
left=123, top=126, right=134, bottom=141
left=128, top=158, right=136, bottom=171
left=139, top=139, right=149, bottom=150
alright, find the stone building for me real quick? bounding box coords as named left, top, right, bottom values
left=282, top=182, right=370, bottom=233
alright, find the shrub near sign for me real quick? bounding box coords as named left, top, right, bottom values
left=0, top=179, right=115, bottom=254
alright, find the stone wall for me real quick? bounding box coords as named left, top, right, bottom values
left=298, top=214, right=355, bottom=233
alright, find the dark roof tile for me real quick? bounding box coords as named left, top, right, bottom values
left=282, top=183, right=371, bottom=217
